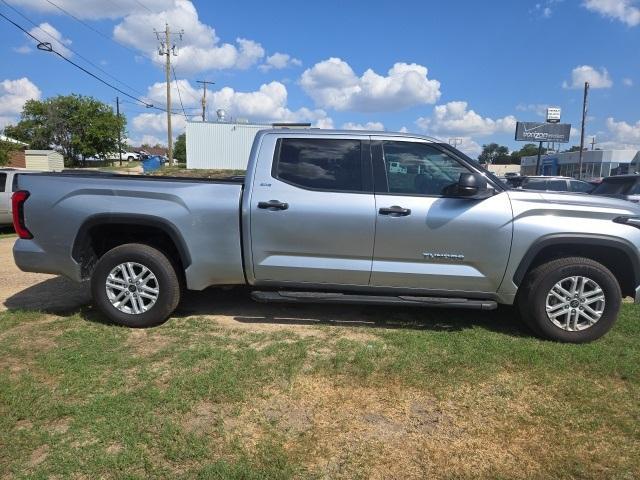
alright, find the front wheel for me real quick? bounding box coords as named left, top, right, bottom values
left=91, top=243, right=181, bottom=327
left=518, top=257, right=621, bottom=343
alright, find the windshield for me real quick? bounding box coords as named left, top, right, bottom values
left=592, top=177, right=639, bottom=196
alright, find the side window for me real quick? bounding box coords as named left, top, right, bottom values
left=274, top=138, right=363, bottom=192
left=569, top=180, right=593, bottom=193
left=547, top=179, right=568, bottom=191
left=0, top=173, right=6, bottom=193
left=381, top=141, right=471, bottom=195
left=629, top=182, right=640, bottom=195
left=524, top=179, right=548, bottom=191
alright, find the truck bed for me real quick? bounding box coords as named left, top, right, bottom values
left=14, top=172, right=247, bottom=290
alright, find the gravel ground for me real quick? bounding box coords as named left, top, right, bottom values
left=0, top=237, right=90, bottom=312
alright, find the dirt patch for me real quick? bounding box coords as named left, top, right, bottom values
left=28, top=445, right=49, bottom=468
left=105, top=443, right=123, bottom=455
left=125, top=330, right=173, bottom=358
left=45, top=417, right=71, bottom=435
left=214, top=374, right=557, bottom=479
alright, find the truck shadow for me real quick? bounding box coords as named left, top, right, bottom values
left=3, top=278, right=531, bottom=337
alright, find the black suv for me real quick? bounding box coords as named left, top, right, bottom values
left=591, top=175, right=640, bottom=203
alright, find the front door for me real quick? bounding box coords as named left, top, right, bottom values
left=370, top=139, right=513, bottom=294
left=249, top=135, right=376, bottom=286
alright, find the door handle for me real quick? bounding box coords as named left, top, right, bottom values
left=379, top=206, right=411, bottom=216
left=258, top=200, right=289, bottom=210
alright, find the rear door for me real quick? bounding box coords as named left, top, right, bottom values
left=0, top=173, right=10, bottom=224
left=370, top=139, right=513, bottom=294
left=249, top=134, right=376, bottom=286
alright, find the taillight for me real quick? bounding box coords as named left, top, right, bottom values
left=12, top=190, right=33, bottom=239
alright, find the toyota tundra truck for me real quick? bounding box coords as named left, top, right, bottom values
left=11, top=129, right=640, bottom=342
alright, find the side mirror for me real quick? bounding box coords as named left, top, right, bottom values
left=444, top=173, right=492, bottom=199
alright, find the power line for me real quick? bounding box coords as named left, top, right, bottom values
left=42, top=0, right=141, bottom=57
left=0, top=10, right=162, bottom=110
left=172, top=65, right=188, bottom=120
left=1, top=0, right=148, bottom=100
left=132, top=0, right=154, bottom=14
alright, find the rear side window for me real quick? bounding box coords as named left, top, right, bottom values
left=629, top=181, right=640, bottom=195
left=274, top=138, right=364, bottom=192
left=593, top=179, right=633, bottom=195
left=569, top=180, right=594, bottom=193
left=0, top=173, right=6, bottom=193
left=547, top=179, right=568, bottom=191
left=523, top=179, right=548, bottom=190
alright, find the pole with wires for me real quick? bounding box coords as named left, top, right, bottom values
left=196, top=80, right=215, bottom=122
left=578, top=81, right=589, bottom=180
left=116, top=96, right=123, bottom=167
left=156, top=24, right=183, bottom=165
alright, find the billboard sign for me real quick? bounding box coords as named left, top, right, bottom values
left=546, top=107, right=561, bottom=123
left=515, top=122, right=571, bottom=143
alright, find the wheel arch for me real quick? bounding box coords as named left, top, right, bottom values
left=72, top=213, right=191, bottom=279
left=513, top=234, right=640, bottom=298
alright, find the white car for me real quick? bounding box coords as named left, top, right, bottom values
left=0, top=168, right=39, bottom=226
left=104, top=151, right=140, bottom=162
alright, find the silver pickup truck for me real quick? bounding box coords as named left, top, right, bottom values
left=11, top=129, right=640, bottom=342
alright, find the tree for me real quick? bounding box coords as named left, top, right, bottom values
left=0, top=140, right=21, bottom=166
left=4, top=94, right=126, bottom=165
left=509, top=143, right=547, bottom=165
left=563, top=145, right=584, bottom=153
left=173, top=133, right=186, bottom=163
left=478, top=143, right=510, bottom=165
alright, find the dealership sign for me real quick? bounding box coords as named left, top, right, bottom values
left=515, top=122, right=571, bottom=143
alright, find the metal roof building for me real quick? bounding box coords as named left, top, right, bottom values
left=521, top=149, right=640, bottom=180
left=186, top=121, right=270, bottom=170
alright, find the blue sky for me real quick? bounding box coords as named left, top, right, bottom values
left=0, top=0, right=639, bottom=156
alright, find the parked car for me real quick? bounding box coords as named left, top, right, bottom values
left=501, top=175, right=525, bottom=189
left=0, top=168, right=39, bottom=226
left=520, top=176, right=595, bottom=193
left=590, top=175, right=640, bottom=203
left=11, top=129, right=640, bottom=343
left=104, top=151, right=140, bottom=162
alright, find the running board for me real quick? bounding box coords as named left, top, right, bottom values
left=250, top=291, right=497, bottom=310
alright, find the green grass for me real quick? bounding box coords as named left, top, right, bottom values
left=1, top=304, right=639, bottom=479
left=151, top=166, right=246, bottom=179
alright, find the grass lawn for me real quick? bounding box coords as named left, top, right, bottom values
left=1, top=302, right=639, bottom=479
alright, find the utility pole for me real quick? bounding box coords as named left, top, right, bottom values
left=578, top=81, right=589, bottom=180
left=155, top=24, right=183, bottom=165
left=196, top=80, right=215, bottom=121
left=590, top=136, right=596, bottom=151
left=116, top=96, right=123, bottom=167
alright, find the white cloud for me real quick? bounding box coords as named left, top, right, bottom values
left=131, top=113, right=188, bottom=139
left=6, top=0, right=174, bottom=20
left=416, top=101, right=517, bottom=137
left=623, top=77, right=634, bottom=86
left=606, top=117, right=640, bottom=144
left=516, top=103, right=549, bottom=117
left=209, top=81, right=332, bottom=127
left=583, top=0, right=640, bottom=26
left=563, top=65, right=613, bottom=89
left=18, top=22, right=73, bottom=57
left=0, top=77, right=42, bottom=129
left=113, top=1, right=264, bottom=73
left=259, top=53, right=302, bottom=72
left=126, top=134, right=167, bottom=147
left=145, top=79, right=201, bottom=107
left=300, top=58, right=441, bottom=112
left=453, top=137, right=483, bottom=158
left=131, top=80, right=334, bottom=141
left=341, top=121, right=385, bottom=131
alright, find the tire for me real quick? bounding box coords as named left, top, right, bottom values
left=127, top=156, right=135, bottom=162
left=517, top=257, right=621, bottom=343
left=91, top=243, right=181, bottom=327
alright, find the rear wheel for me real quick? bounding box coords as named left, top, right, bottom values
left=518, top=257, right=621, bottom=343
left=91, top=243, right=181, bottom=327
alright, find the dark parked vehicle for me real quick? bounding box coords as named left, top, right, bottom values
left=500, top=175, right=525, bottom=189
left=520, top=176, right=595, bottom=193
left=591, top=175, right=640, bottom=203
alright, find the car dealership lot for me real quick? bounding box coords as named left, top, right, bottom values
left=1, top=236, right=639, bottom=479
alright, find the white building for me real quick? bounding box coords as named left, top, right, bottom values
left=186, top=121, right=270, bottom=170
left=521, top=149, right=640, bottom=180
